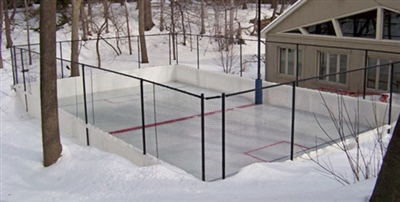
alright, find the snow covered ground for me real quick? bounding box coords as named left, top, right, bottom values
left=0, top=2, right=394, bottom=201
left=1, top=88, right=383, bottom=201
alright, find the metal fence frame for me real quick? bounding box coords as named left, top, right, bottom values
left=10, top=34, right=400, bottom=181
left=11, top=33, right=259, bottom=84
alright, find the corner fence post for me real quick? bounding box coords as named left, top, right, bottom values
left=201, top=93, right=205, bottom=181
left=140, top=79, right=146, bottom=155
left=81, top=64, right=90, bottom=146
left=255, top=0, right=263, bottom=105
left=222, top=93, right=226, bottom=179
left=295, top=44, right=299, bottom=85
left=290, top=81, right=296, bottom=161
left=197, top=35, right=200, bottom=69
left=388, top=63, right=394, bottom=132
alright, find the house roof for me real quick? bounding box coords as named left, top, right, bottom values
left=261, top=0, right=400, bottom=39
left=260, top=0, right=307, bottom=38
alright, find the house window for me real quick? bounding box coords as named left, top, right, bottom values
left=339, top=10, right=377, bottom=38
left=305, top=21, right=336, bottom=36
left=367, top=58, right=400, bottom=92
left=319, top=52, right=347, bottom=84
left=383, top=9, right=400, bottom=40
left=286, top=29, right=302, bottom=34
left=279, top=48, right=302, bottom=76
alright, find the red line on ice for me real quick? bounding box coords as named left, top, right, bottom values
left=109, top=103, right=256, bottom=135
left=244, top=141, right=310, bottom=162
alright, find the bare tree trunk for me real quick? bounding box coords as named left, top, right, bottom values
left=108, top=5, right=120, bottom=51
left=271, top=0, right=278, bottom=20
left=250, top=0, right=260, bottom=36
left=242, top=0, right=248, bottom=9
left=4, top=7, right=13, bottom=48
left=0, top=0, right=3, bottom=69
left=159, top=0, right=164, bottom=31
left=87, top=0, right=92, bottom=17
left=24, top=0, right=32, bottom=65
left=88, top=0, right=95, bottom=33
left=212, top=2, right=220, bottom=36
left=124, top=0, right=132, bottom=55
left=96, top=22, right=107, bottom=68
left=370, top=116, right=400, bottom=201
left=229, top=0, right=234, bottom=44
left=71, top=0, right=82, bottom=77
left=138, top=0, right=149, bottom=63
left=224, top=3, right=228, bottom=51
left=10, top=0, right=17, bottom=21
left=254, top=0, right=258, bottom=20
left=80, top=2, right=89, bottom=40
left=39, top=0, right=62, bottom=167
left=176, top=2, right=186, bottom=46
left=103, top=0, right=109, bottom=33
left=199, top=0, right=205, bottom=34
left=170, top=0, right=176, bottom=60
left=144, top=0, right=154, bottom=31
left=279, top=0, right=286, bottom=15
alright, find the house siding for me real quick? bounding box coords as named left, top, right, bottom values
left=264, top=0, right=400, bottom=94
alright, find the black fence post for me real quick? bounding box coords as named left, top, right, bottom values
left=140, top=79, right=146, bottom=155
left=388, top=63, right=394, bottom=132
left=240, top=43, right=243, bottom=77
left=295, top=44, right=299, bottom=86
left=137, top=36, right=141, bottom=69
left=59, top=41, right=64, bottom=78
left=169, top=33, right=172, bottom=65
left=13, top=47, right=19, bottom=85
left=20, top=49, right=26, bottom=87
left=290, top=81, right=296, bottom=161
left=20, top=49, right=28, bottom=112
left=221, top=93, right=226, bottom=179
left=363, top=50, right=369, bottom=99
left=10, top=47, right=16, bottom=86
left=197, top=35, right=200, bottom=69
left=176, top=33, right=179, bottom=65
left=81, top=64, right=90, bottom=146
left=201, top=93, right=205, bottom=181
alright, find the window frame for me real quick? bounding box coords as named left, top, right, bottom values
left=281, top=8, right=400, bottom=42
left=304, top=21, right=336, bottom=36
left=367, top=57, right=400, bottom=92
left=318, top=51, right=348, bottom=85
left=338, top=9, right=377, bottom=39
left=278, top=47, right=303, bottom=77
left=382, top=9, right=400, bottom=40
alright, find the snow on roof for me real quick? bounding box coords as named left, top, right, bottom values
left=261, top=0, right=307, bottom=38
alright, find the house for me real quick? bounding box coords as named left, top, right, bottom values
left=261, top=0, right=400, bottom=95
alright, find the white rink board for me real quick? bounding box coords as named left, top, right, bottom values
left=15, top=65, right=400, bottom=181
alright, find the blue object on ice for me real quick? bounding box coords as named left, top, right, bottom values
left=255, top=78, right=263, bottom=104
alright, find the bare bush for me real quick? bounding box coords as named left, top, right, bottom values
left=214, top=43, right=239, bottom=74
left=304, top=93, right=389, bottom=185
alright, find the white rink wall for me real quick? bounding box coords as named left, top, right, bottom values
left=174, top=65, right=399, bottom=127
left=13, top=82, right=157, bottom=167
left=14, top=65, right=400, bottom=167
left=264, top=84, right=397, bottom=127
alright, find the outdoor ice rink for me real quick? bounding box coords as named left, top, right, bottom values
left=58, top=81, right=374, bottom=181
